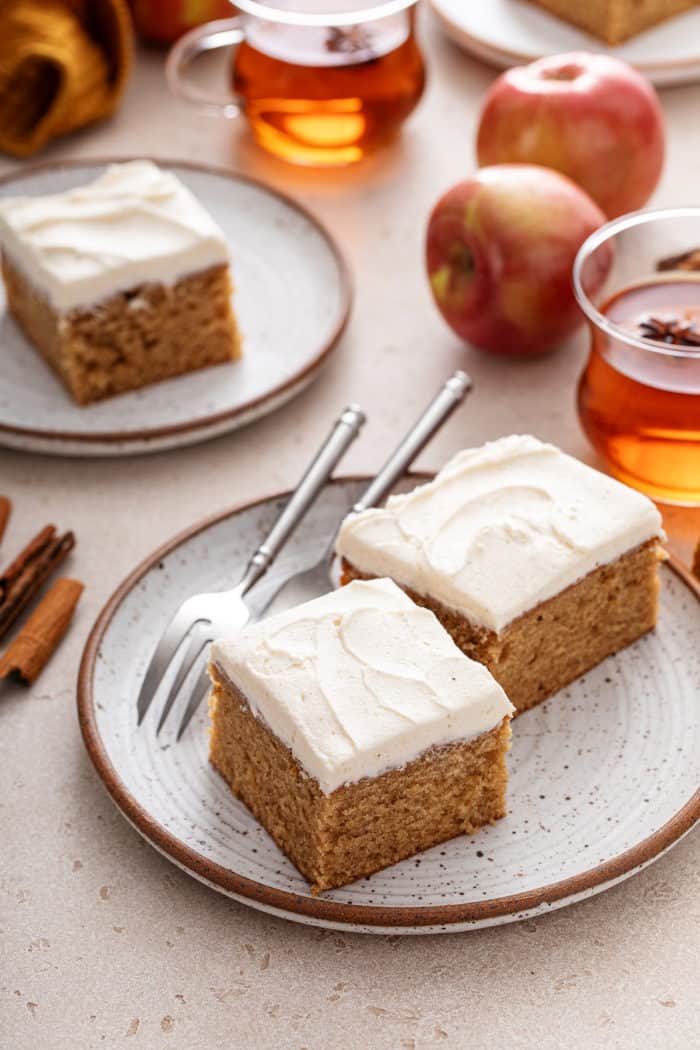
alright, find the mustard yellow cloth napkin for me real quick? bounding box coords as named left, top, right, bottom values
left=0, top=0, right=132, bottom=157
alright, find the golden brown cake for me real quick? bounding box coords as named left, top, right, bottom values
left=0, top=161, right=241, bottom=405
left=336, top=436, right=666, bottom=716
left=209, top=578, right=514, bottom=894
left=525, top=0, right=700, bottom=44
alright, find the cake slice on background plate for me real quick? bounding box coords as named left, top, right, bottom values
left=525, top=0, right=700, bottom=44
left=209, top=578, right=514, bottom=894
left=336, top=435, right=665, bottom=715
left=0, top=160, right=241, bottom=405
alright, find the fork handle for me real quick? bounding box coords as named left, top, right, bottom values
left=238, top=405, right=366, bottom=594
left=351, top=370, right=472, bottom=514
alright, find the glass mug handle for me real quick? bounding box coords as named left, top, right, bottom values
left=166, top=18, right=245, bottom=119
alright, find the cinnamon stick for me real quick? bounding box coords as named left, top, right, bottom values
left=0, top=497, right=10, bottom=544
left=0, top=525, right=75, bottom=642
left=0, top=577, right=83, bottom=684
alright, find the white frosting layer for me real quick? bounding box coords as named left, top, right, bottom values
left=335, top=435, right=664, bottom=633
left=211, top=578, right=513, bottom=795
left=0, top=161, right=229, bottom=311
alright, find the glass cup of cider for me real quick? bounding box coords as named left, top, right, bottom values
left=574, top=209, right=700, bottom=506
left=166, top=0, right=426, bottom=166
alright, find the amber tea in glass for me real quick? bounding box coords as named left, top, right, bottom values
left=574, top=210, right=700, bottom=506
left=167, top=0, right=425, bottom=166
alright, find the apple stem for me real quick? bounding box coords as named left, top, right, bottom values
left=541, top=64, right=582, bottom=82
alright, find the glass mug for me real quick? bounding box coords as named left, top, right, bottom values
left=574, top=209, right=700, bottom=506
left=166, top=0, right=426, bottom=166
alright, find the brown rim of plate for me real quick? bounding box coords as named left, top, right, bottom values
left=428, top=0, right=700, bottom=73
left=77, top=476, right=700, bottom=929
left=0, top=156, right=353, bottom=446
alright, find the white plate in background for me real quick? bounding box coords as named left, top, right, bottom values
left=0, top=159, right=351, bottom=457
left=430, top=0, right=700, bottom=86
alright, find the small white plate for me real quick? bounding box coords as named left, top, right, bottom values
left=429, top=0, right=700, bottom=86
left=78, top=477, right=700, bottom=934
left=0, top=159, right=351, bottom=457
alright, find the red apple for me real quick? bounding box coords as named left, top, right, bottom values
left=426, top=165, right=609, bottom=356
left=476, top=53, right=664, bottom=219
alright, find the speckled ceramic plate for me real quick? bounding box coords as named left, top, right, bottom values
left=78, top=477, right=700, bottom=934
left=429, top=0, right=700, bottom=86
left=0, top=159, right=351, bottom=457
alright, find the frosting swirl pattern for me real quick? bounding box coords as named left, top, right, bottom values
left=0, top=161, right=229, bottom=311
left=211, top=578, right=513, bottom=795
left=335, top=435, right=664, bottom=632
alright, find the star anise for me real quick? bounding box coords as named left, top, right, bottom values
left=325, top=26, right=373, bottom=56
left=656, top=248, right=700, bottom=272
left=637, top=314, right=700, bottom=347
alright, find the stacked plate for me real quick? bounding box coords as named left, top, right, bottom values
left=0, top=160, right=351, bottom=457
left=429, top=0, right=700, bottom=86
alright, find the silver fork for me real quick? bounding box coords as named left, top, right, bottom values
left=175, top=370, right=471, bottom=740
left=136, top=404, right=366, bottom=734
left=258, top=370, right=472, bottom=619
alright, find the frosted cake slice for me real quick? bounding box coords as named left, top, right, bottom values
left=336, top=435, right=665, bottom=714
left=208, top=578, right=514, bottom=894
left=0, top=160, right=241, bottom=404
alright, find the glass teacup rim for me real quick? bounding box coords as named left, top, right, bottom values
left=232, top=0, right=417, bottom=27
left=573, top=206, right=700, bottom=361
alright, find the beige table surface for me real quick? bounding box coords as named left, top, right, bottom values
left=2, top=12, right=699, bottom=1050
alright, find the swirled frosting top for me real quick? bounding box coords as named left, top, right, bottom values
left=0, top=161, right=229, bottom=311
left=211, top=578, right=513, bottom=795
left=335, top=435, right=664, bottom=633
